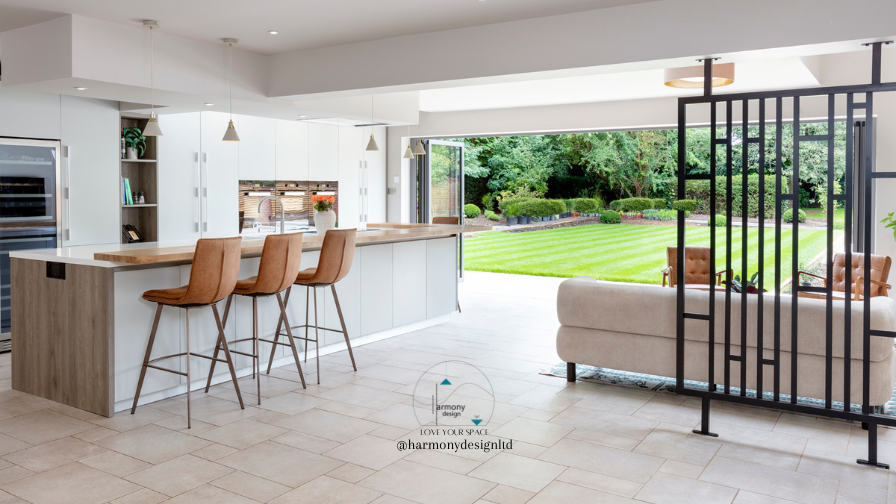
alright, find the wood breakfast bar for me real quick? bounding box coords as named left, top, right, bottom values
left=8, top=224, right=489, bottom=417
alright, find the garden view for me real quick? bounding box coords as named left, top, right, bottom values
left=456, top=125, right=846, bottom=286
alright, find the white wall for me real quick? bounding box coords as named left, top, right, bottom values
left=386, top=125, right=417, bottom=223
left=0, top=87, right=61, bottom=139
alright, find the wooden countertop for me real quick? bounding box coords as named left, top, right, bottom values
left=92, top=224, right=493, bottom=265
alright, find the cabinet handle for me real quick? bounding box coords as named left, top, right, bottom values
left=64, top=146, right=72, bottom=242
left=194, top=152, right=201, bottom=233
left=202, top=152, right=208, bottom=233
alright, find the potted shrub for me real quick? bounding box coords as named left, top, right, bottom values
left=312, top=194, right=337, bottom=234
left=122, top=127, right=146, bottom=160
left=505, top=204, right=520, bottom=226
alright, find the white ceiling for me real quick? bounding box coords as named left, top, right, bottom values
left=418, top=58, right=823, bottom=112
left=0, top=0, right=664, bottom=55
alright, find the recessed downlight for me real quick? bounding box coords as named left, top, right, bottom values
left=204, top=103, right=215, bottom=106
left=74, top=87, right=87, bottom=91
left=268, top=30, right=279, bottom=35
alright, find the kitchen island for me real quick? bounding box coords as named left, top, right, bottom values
left=9, top=223, right=490, bottom=417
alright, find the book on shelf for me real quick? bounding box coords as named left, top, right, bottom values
left=122, top=178, right=134, bottom=205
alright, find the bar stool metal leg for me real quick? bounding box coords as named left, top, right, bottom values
left=275, top=291, right=307, bottom=388
left=131, top=303, right=164, bottom=414
left=305, top=286, right=311, bottom=363
left=331, top=285, right=357, bottom=371
left=312, top=286, right=320, bottom=384
left=185, top=308, right=192, bottom=428
left=211, top=304, right=244, bottom=408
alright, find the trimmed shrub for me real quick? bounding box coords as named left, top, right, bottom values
left=782, top=208, right=807, bottom=223
left=504, top=203, right=521, bottom=218
left=711, top=214, right=727, bottom=227
left=464, top=204, right=481, bottom=218
left=563, top=199, right=576, bottom=213
left=671, top=199, right=698, bottom=212
left=484, top=210, right=500, bottom=221
left=682, top=175, right=776, bottom=218
left=652, top=198, right=667, bottom=210
left=617, top=198, right=653, bottom=213
left=572, top=198, right=596, bottom=213
left=600, top=210, right=621, bottom=224
left=609, top=200, right=623, bottom=211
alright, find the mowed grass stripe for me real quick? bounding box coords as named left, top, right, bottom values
left=464, top=223, right=839, bottom=284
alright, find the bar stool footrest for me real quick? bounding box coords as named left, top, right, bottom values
left=229, top=349, right=257, bottom=359
left=144, top=364, right=188, bottom=377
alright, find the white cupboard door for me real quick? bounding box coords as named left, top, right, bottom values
left=367, top=126, right=387, bottom=224
left=275, top=120, right=309, bottom=181
left=201, top=112, right=240, bottom=238
left=60, top=96, right=119, bottom=246
left=338, top=126, right=363, bottom=229
left=237, top=115, right=275, bottom=180
left=308, top=123, right=339, bottom=181
left=158, top=113, right=202, bottom=242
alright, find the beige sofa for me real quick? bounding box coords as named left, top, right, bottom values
left=556, top=278, right=896, bottom=405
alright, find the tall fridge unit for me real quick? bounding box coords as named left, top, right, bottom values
left=0, top=138, right=61, bottom=352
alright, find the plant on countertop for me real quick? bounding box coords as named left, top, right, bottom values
left=881, top=211, right=896, bottom=241
left=312, top=194, right=336, bottom=212
left=122, top=127, right=147, bottom=158
left=722, top=272, right=766, bottom=294
left=464, top=203, right=482, bottom=218
left=600, top=210, right=621, bottom=224
left=782, top=208, right=807, bottom=223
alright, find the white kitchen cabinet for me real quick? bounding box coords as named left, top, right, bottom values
left=323, top=249, right=361, bottom=346
left=359, top=243, right=393, bottom=336
left=0, top=88, right=61, bottom=140
left=201, top=112, right=240, bottom=238
left=60, top=96, right=120, bottom=247
left=393, top=240, right=427, bottom=327
left=308, top=123, right=339, bottom=181
left=158, top=113, right=202, bottom=242
left=275, top=120, right=309, bottom=181
left=237, top=115, right=276, bottom=180
left=427, top=236, right=458, bottom=318
left=338, top=126, right=364, bottom=229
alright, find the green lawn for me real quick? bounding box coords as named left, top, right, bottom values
left=464, top=223, right=841, bottom=286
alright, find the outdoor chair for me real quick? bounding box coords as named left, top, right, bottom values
left=798, top=252, right=891, bottom=300
left=662, top=246, right=730, bottom=289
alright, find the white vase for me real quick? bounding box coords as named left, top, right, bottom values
left=314, top=209, right=336, bottom=234
left=126, top=146, right=138, bottom=160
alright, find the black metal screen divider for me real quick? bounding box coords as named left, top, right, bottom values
left=675, top=42, right=896, bottom=468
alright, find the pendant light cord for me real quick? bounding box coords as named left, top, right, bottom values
left=150, top=25, right=154, bottom=115
left=229, top=43, right=233, bottom=119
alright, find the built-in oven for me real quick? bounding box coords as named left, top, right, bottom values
left=0, top=138, right=62, bottom=351
left=239, top=180, right=337, bottom=233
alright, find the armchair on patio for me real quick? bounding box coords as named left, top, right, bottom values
left=662, top=246, right=730, bottom=289
left=798, top=252, right=892, bottom=300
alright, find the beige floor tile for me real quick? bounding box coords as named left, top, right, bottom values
left=210, top=470, right=291, bottom=502
left=91, top=407, right=174, bottom=433
left=365, top=404, right=423, bottom=430
left=732, top=491, right=802, bottom=503
left=95, top=424, right=212, bottom=465
left=191, top=443, right=239, bottom=461
left=317, top=384, right=407, bottom=411
left=658, top=459, right=705, bottom=479
left=481, top=484, right=535, bottom=504
left=250, top=410, right=291, bottom=425
left=4, top=437, right=106, bottom=472
left=275, top=409, right=379, bottom=443
left=700, top=456, right=838, bottom=504
left=368, top=425, right=411, bottom=441
left=490, top=417, right=572, bottom=447
left=713, top=421, right=807, bottom=471
left=79, top=450, right=153, bottom=477
left=1, top=462, right=140, bottom=504
left=125, top=454, right=233, bottom=497
left=632, top=426, right=721, bottom=466
left=564, top=427, right=640, bottom=451
left=217, top=440, right=343, bottom=487
left=0, top=397, right=56, bottom=418
left=270, top=431, right=341, bottom=453
left=405, top=450, right=482, bottom=474
left=154, top=395, right=262, bottom=427
left=73, top=426, right=119, bottom=443
left=0, top=467, right=33, bottom=486
left=271, top=475, right=382, bottom=504
left=195, top=418, right=287, bottom=450
left=370, top=495, right=418, bottom=504
left=538, top=438, right=663, bottom=484
left=354, top=364, right=428, bottom=385
left=556, top=467, right=642, bottom=498
left=0, top=410, right=95, bottom=445
left=837, top=481, right=886, bottom=504
left=518, top=409, right=557, bottom=422
left=257, top=392, right=328, bottom=416
left=109, top=488, right=169, bottom=504
left=797, top=449, right=889, bottom=489
left=556, top=381, right=654, bottom=409
left=315, top=400, right=380, bottom=419
left=549, top=406, right=657, bottom=441
left=327, top=463, right=376, bottom=483
left=360, top=460, right=495, bottom=504
left=163, top=484, right=258, bottom=504
left=152, top=415, right=218, bottom=435
left=324, top=435, right=409, bottom=470
left=633, top=396, right=702, bottom=428
left=773, top=414, right=851, bottom=455
left=635, top=472, right=737, bottom=504
left=48, top=404, right=104, bottom=422
left=0, top=434, right=30, bottom=457
left=468, top=452, right=564, bottom=493
left=526, top=480, right=637, bottom=504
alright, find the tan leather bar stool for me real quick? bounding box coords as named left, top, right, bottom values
left=131, top=237, right=244, bottom=428
left=205, top=233, right=307, bottom=404
left=266, top=229, right=357, bottom=383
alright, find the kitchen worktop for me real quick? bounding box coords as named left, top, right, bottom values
left=9, top=223, right=492, bottom=267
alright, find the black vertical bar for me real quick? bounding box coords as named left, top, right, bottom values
left=791, top=96, right=800, bottom=405
left=709, top=103, right=717, bottom=393
left=824, top=94, right=835, bottom=409
left=740, top=99, right=749, bottom=397
left=871, top=43, right=882, bottom=85
left=863, top=92, right=873, bottom=415
left=724, top=100, right=733, bottom=395
left=757, top=100, right=766, bottom=398
left=774, top=97, right=783, bottom=402
left=676, top=100, right=687, bottom=392
left=844, top=94, right=854, bottom=411
left=704, top=59, right=714, bottom=97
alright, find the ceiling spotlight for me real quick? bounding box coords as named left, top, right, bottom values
left=664, top=62, right=735, bottom=89
left=204, top=103, right=214, bottom=106
left=298, top=115, right=307, bottom=118
left=74, top=87, right=87, bottom=91
left=268, top=30, right=279, bottom=35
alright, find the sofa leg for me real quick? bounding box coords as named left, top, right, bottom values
left=566, top=362, right=576, bottom=383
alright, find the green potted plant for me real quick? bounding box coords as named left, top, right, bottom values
left=505, top=204, right=520, bottom=226
left=122, top=127, right=146, bottom=160
left=882, top=211, right=896, bottom=241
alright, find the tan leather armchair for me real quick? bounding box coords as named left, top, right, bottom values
left=798, top=252, right=891, bottom=300
left=662, top=246, right=730, bottom=288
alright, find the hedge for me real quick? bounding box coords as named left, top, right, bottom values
left=609, top=200, right=623, bottom=211
left=600, top=210, right=621, bottom=224
left=571, top=198, right=601, bottom=213
left=652, top=198, right=667, bottom=210
left=464, top=204, right=481, bottom=218
left=711, top=214, right=727, bottom=227
left=682, top=175, right=776, bottom=217
left=782, top=208, right=807, bottom=223
left=671, top=199, right=697, bottom=212
left=614, top=198, right=654, bottom=213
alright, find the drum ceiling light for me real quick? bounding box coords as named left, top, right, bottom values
left=664, top=62, right=735, bottom=89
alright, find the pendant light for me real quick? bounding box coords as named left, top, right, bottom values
left=222, top=38, right=240, bottom=142
left=142, top=21, right=163, bottom=136
left=403, top=125, right=414, bottom=159
left=664, top=62, right=735, bottom=89
left=413, top=139, right=426, bottom=156
left=365, top=95, right=379, bottom=151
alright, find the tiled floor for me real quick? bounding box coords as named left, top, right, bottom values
left=0, top=271, right=894, bottom=503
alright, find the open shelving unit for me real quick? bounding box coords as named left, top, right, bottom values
left=120, top=112, right=159, bottom=243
